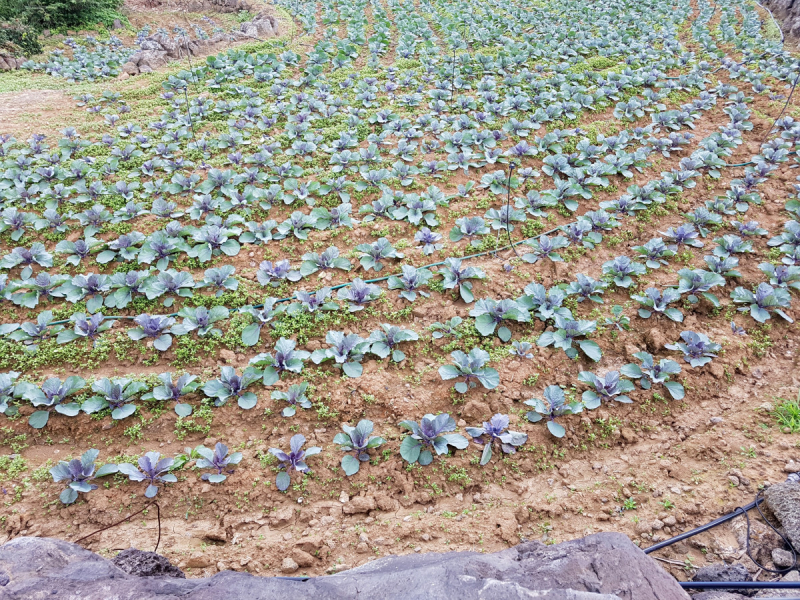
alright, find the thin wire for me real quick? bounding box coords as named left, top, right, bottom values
left=759, top=65, right=800, bottom=148
left=505, top=162, right=520, bottom=259
left=74, top=501, right=162, bottom=553
left=42, top=224, right=563, bottom=327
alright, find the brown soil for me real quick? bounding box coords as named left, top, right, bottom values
left=0, top=0, right=797, bottom=585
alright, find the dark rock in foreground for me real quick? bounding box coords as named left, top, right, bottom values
left=0, top=532, right=688, bottom=599
left=111, top=547, right=185, bottom=579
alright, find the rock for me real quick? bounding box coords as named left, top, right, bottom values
left=136, top=50, right=168, bottom=71
left=271, top=506, right=295, bottom=527
left=280, top=557, right=299, bottom=573
left=111, top=548, right=184, bottom=578
left=356, top=542, right=370, bottom=553
left=693, top=563, right=752, bottom=595
left=112, top=18, right=123, bottom=29
left=342, top=496, right=376, bottom=514
left=462, top=400, right=490, bottom=420
left=291, top=548, right=315, bottom=568
left=0, top=533, right=689, bottom=599
left=185, top=553, right=214, bottom=569
left=188, top=520, right=227, bottom=543
left=635, top=520, right=653, bottom=535
left=140, top=39, right=163, bottom=51
left=220, top=349, right=236, bottom=363
left=620, top=427, right=638, bottom=443
left=374, top=493, right=398, bottom=511
left=645, top=328, right=668, bottom=353
left=293, top=536, right=323, bottom=554
left=121, top=62, right=139, bottom=75
left=772, top=548, right=794, bottom=569
left=764, top=482, right=800, bottom=550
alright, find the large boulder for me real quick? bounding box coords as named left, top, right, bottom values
left=0, top=533, right=688, bottom=599
left=0, top=54, right=18, bottom=70
left=762, top=0, right=800, bottom=39
left=764, top=481, right=800, bottom=551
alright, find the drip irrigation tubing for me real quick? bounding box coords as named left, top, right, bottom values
left=645, top=488, right=798, bottom=594
left=681, top=581, right=800, bottom=591
left=43, top=224, right=562, bottom=327
left=73, top=501, right=161, bottom=553
left=24, top=0, right=800, bottom=328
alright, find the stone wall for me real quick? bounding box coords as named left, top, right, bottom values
left=121, top=12, right=279, bottom=75
left=0, top=532, right=689, bottom=600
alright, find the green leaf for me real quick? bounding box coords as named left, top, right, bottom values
left=341, top=454, right=361, bottom=476
left=59, top=487, right=78, bottom=504
left=237, top=392, right=258, bottom=410
left=399, top=436, right=421, bottom=464
left=577, top=340, right=602, bottom=362
left=479, top=443, right=492, bottom=466
left=547, top=421, right=566, bottom=437
left=342, top=362, right=363, bottom=378
left=418, top=449, right=433, bottom=466
left=474, top=314, right=497, bottom=336
left=276, top=471, right=291, bottom=491
left=241, top=323, right=262, bottom=346
left=29, top=410, right=49, bottom=429
left=663, top=380, right=685, bottom=400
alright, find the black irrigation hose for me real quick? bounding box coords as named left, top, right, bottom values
left=643, top=500, right=757, bottom=554
left=646, top=489, right=798, bottom=593
left=744, top=490, right=798, bottom=574
left=681, top=581, right=800, bottom=590
left=73, top=501, right=161, bottom=553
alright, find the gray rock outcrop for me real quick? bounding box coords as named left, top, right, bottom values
left=762, top=0, right=800, bottom=39
left=0, top=532, right=688, bottom=599
left=0, top=53, right=20, bottom=71
left=120, top=12, right=279, bottom=75
left=764, top=481, right=800, bottom=551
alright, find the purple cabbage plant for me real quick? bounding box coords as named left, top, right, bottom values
left=142, top=372, right=200, bottom=417
left=271, top=382, right=311, bottom=417
left=250, top=338, right=311, bottom=385
left=524, top=385, right=583, bottom=438
left=333, top=419, right=386, bottom=475
left=117, top=452, right=177, bottom=498
left=621, top=352, right=684, bottom=399
left=269, top=434, right=321, bottom=491
left=82, top=377, right=148, bottom=420
left=466, top=414, right=528, bottom=465
left=666, top=331, right=721, bottom=368
left=399, top=414, right=468, bottom=466
left=578, top=370, right=635, bottom=406
left=196, top=442, right=242, bottom=483
left=438, top=348, right=499, bottom=393
left=50, top=449, right=118, bottom=505
left=310, top=331, right=370, bottom=378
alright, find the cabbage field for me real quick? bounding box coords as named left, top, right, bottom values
left=0, top=0, right=798, bottom=579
